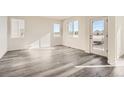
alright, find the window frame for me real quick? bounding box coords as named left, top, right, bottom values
left=68, top=20, right=79, bottom=37
left=68, top=21, right=74, bottom=35
left=11, top=18, right=25, bottom=38
left=53, top=23, right=61, bottom=37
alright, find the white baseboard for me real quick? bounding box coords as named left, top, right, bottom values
left=0, top=50, right=7, bottom=59
left=108, top=59, right=116, bottom=65
left=84, top=50, right=90, bottom=53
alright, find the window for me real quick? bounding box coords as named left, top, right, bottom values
left=11, top=18, right=25, bottom=38
left=69, top=21, right=73, bottom=34
left=68, top=20, right=79, bottom=37
left=53, top=24, right=61, bottom=36
left=74, top=20, right=79, bottom=36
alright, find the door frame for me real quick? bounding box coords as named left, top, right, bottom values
left=89, top=16, right=108, bottom=57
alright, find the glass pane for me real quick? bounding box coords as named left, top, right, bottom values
left=53, top=24, right=60, bottom=33
left=92, top=20, right=104, bottom=51
left=11, top=19, right=25, bottom=38
left=69, top=22, right=73, bottom=33
left=74, top=20, right=79, bottom=32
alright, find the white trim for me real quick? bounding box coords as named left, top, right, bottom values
left=75, top=64, right=124, bottom=68
left=108, top=59, right=116, bottom=65
left=84, top=50, right=90, bottom=53
left=0, top=51, right=7, bottom=59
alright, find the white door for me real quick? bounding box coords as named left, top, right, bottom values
left=90, top=17, right=108, bottom=57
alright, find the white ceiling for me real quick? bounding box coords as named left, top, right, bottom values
left=43, top=16, right=71, bottom=20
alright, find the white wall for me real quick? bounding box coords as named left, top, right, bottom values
left=8, top=16, right=62, bottom=51
left=107, top=16, right=124, bottom=64
left=107, top=16, right=117, bottom=64
left=0, top=16, right=7, bottom=59
left=115, top=16, right=124, bottom=58
left=63, top=16, right=89, bottom=52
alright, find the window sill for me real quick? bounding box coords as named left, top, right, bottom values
left=73, top=35, right=79, bottom=38
left=54, top=35, right=61, bottom=37
left=68, top=35, right=79, bottom=38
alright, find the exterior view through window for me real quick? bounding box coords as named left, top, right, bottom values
left=92, top=20, right=104, bottom=51
left=53, top=24, right=61, bottom=36
left=68, top=20, right=79, bottom=37
left=11, top=18, right=25, bottom=38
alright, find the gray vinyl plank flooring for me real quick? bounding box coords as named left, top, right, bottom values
left=0, top=45, right=124, bottom=77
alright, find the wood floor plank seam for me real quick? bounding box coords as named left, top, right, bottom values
left=0, top=45, right=122, bottom=77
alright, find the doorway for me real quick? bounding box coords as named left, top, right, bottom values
left=90, top=17, right=108, bottom=57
